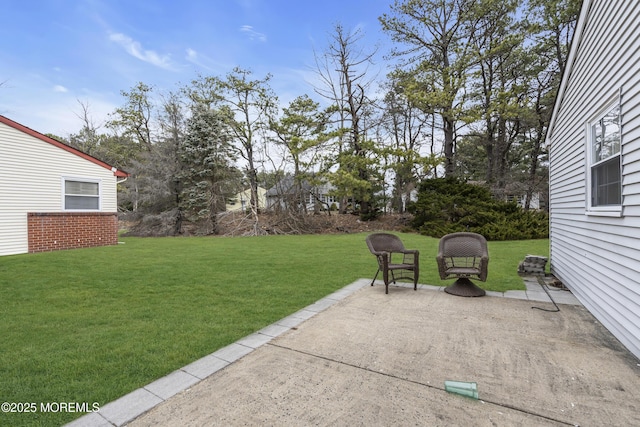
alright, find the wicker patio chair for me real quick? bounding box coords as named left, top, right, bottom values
left=366, top=233, right=419, bottom=294
left=437, top=232, right=489, bottom=297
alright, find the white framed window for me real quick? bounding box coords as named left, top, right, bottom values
left=63, top=178, right=101, bottom=210
left=586, top=97, right=622, bottom=215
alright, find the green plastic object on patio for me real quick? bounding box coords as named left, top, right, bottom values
left=444, top=380, right=479, bottom=399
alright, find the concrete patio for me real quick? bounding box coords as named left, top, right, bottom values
left=67, top=277, right=640, bottom=426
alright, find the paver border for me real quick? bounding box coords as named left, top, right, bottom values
left=66, top=278, right=372, bottom=426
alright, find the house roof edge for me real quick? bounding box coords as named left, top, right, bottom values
left=545, top=0, right=593, bottom=145
left=0, top=115, right=129, bottom=177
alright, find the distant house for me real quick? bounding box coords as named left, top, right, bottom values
left=0, top=115, right=128, bottom=256
left=225, top=187, right=267, bottom=213
left=505, top=192, right=546, bottom=211
left=265, top=176, right=336, bottom=212
left=546, top=1, right=640, bottom=359
left=469, top=180, right=547, bottom=211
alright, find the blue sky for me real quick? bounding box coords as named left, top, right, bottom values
left=1, top=0, right=395, bottom=137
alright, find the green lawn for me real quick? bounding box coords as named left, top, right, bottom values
left=0, top=233, right=548, bottom=426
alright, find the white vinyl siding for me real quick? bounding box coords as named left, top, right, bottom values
left=547, top=0, right=640, bottom=359
left=0, top=121, right=118, bottom=256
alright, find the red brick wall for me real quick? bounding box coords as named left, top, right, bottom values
left=27, top=212, right=119, bottom=253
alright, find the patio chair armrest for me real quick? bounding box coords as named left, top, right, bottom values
left=372, top=251, right=390, bottom=269
left=435, top=254, right=449, bottom=280
left=371, top=250, right=389, bottom=258
left=401, top=249, right=419, bottom=255
left=479, top=256, right=489, bottom=281
left=401, top=250, right=419, bottom=265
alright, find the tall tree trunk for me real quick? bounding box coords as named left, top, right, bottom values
left=443, top=114, right=456, bottom=177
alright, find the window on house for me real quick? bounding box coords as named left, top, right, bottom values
left=320, top=194, right=336, bottom=204
left=589, top=102, right=621, bottom=209
left=64, top=179, right=100, bottom=210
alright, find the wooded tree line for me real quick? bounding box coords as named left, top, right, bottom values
left=62, top=0, right=581, bottom=235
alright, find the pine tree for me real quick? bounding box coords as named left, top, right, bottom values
left=180, top=104, right=238, bottom=234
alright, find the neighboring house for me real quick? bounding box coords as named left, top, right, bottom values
left=469, top=180, right=547, bottom=211
left=387, top=188, right=418, bottom=214
left=0, top=115, right=128, bottom=256
left=265, top=176, right=336, bottom=212
left=225, top=187, right=267, bottom=213
left=505, top=192, right=546, bottom=211
left=546, top=1, right=640, bottom=359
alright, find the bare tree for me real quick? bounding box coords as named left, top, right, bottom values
left=313, top=23, right=380, bottom=218
left=69, top=99, right=102, bottom=155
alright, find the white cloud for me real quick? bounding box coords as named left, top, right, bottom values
left=109, top=32, right=175, bottom=70
left=185, top=48, right=208, bottom=68
left=185, top=48, right=227, bottom=72
left=186, top=48, right=198, bottom=62
left=239, top=25, right=267, bottom=42
left=53, top=85, right=68, bottom=93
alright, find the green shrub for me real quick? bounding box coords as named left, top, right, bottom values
left=408, top=178, right=548, bottom=241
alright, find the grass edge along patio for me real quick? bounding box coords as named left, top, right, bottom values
left=0, top=233, right=548, bottom=426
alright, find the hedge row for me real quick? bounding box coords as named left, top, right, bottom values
left=408, top=178, right=548, bottom=241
